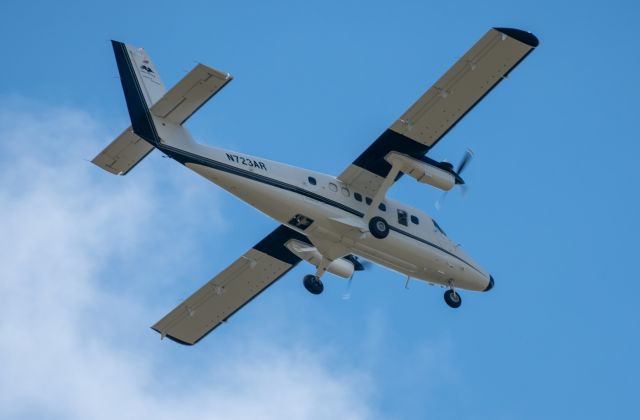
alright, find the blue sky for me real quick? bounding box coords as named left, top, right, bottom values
left=1, top=0, right=639, bottom=418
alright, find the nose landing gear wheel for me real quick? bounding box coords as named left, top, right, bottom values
left=303, top=274, right=324, bottom=295
left=444, top=289, right=462, bottom=308
left=369, top=216, right=389, bottom=239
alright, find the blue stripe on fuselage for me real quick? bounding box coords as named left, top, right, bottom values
left=159, top=144, right=483, bottom=275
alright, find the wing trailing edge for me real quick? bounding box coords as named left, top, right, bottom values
left=152, top=225, right=309, bottom=345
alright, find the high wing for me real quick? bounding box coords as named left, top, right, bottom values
left=338, top=27, right=539, bottom=196
left=152, top=225, right=310, bottom=345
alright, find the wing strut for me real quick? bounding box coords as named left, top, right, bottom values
left=362, top=159, right=403, bottom=223
left=362, top=151, right=456, bottom=223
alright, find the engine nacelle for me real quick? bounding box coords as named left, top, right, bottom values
left=285, top=240, right=355, bottom=279
left=385, top=152, right=456, bottom=191
left=325, top=258, right=355, bottom=279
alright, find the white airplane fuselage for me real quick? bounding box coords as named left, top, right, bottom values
left=161, top=140, right=493, bottom=293
left=92, top=31, right=541, bottom=343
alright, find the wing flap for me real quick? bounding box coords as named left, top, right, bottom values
left=152, top=225, right=308, bottom=345
left=150, top=64, right=232, bottom=125
left=91, top=128, right=154, bottom=175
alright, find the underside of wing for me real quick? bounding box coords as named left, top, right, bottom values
left=339, top=27, right=538, bottom=196
left=152, top=225, right=310, bottom=345
left=91, top=128, right=154, bottom=175
left=150, top=63, right=232, bottom=126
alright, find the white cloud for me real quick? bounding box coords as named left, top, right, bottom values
left=0, top=101, right=374, bottom=420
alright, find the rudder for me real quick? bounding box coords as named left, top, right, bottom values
left=111, top=40, right=164, bottom=146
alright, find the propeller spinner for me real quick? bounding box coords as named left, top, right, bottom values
left=435, top=148, right=474, bottom=210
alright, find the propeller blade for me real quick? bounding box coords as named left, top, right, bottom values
left=344, top=254, right=366, bottom=271
left=342, top=276, right=353, bottom=300
left=456, top=148, right=474, bottom=175
left=435, top=191, right=448, bottom=210
left=341, top=255, right=373, bottom=300
left=439, top=148, right=473, bottom=207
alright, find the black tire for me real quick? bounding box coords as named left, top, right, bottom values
left=303, top=274, right=324, bottom=295
left=369, top=216, right=389, bottom=239
left=444, top=289, right=462, bottom=308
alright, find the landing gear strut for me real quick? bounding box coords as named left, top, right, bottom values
left=444, top=283, right=462, bottom=308
left=302, top=256, right=335, bottom=295
left=303, top=274, right=324, bottom=295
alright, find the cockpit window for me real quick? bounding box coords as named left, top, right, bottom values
left=433, top=219, right=447, bottom=236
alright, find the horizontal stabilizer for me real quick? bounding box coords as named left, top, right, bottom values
left=91, top=128, right=153, bottom=175
left=151, top=64, right=232, bottom=125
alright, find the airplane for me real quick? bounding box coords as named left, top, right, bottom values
left=93, top=27, right=538, bottom=345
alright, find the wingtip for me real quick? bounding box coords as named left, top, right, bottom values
left=150, top=327, right=195, bottom=346
left=493, top=27, right=539, bottom=47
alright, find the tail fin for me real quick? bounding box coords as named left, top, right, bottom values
left=93, top=41, right=232, bottom=175
left=91, top=41, right=166, bottom=175
left=115, top=42, right=167, bottom=106
left=111, top=40, right=164, bottom=146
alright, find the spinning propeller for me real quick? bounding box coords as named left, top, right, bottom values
left=435, top=148, right=474, bottom=210
left=342, top=255, right=372, bottom=300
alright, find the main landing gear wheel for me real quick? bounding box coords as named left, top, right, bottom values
left=303, top=274, right=324, bottom=295
left=444, top=289, right=462, bottom=308
left=369, top=216, right=389, bottom=239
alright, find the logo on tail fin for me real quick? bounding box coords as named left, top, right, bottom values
left=140, top=64, right=154, bottom=74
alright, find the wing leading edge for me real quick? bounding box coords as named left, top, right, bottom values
left=338, top=27, right=539, bottom=196
left=152, top=225, right=310, bottom=345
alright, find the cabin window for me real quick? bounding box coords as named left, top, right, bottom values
left=365, top=197, right=373, bottom=205
left=410, top=215, right=419, bottom=225
left=378, top=202, right=386, bottom=211
left=397, top=209, right=408, bottom=226
left=307, top=176, right=317, bottom=185
left=329, top=183, right=338, bottom=192
left=354, top=192, right=362, bottom=202
left=341, top=187, right=350, bottom=197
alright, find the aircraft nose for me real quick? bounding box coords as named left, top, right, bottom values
left=483, top=275, right=494, bottom=292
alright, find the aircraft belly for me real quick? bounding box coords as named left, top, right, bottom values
left=185, top=162, right=488, bottom=291
left=353, top=230, right=488, bottom=291
left=353, top=230, right=431, bottom=277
